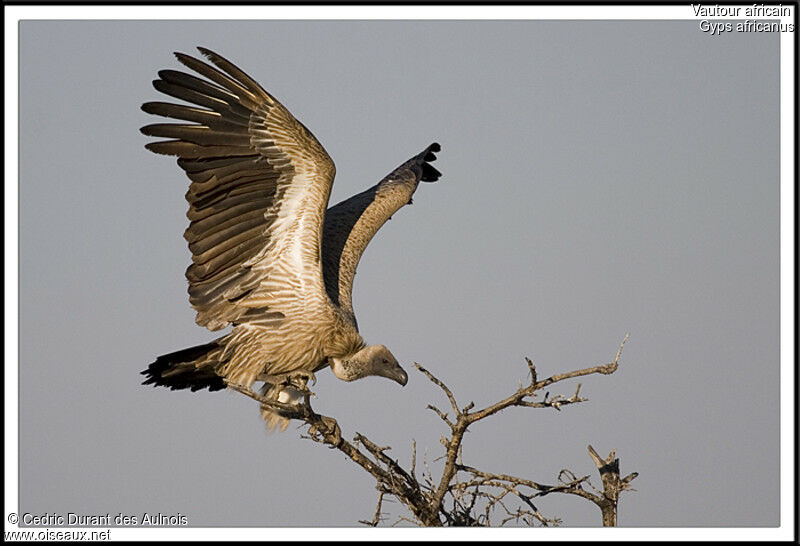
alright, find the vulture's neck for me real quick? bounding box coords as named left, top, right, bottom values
left=330, top=356, right=374, bottom=382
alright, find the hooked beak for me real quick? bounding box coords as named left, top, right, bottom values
left=393, top=366, right=408, bottom=386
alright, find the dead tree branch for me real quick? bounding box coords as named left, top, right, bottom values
left=228, top=334, right=635, bottom=526
left=225, top=379, right=440, bottom=525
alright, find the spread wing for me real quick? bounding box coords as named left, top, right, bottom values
left=141, top=47, right=336, bottom=330
left=321, top=143, right=441, bottom=324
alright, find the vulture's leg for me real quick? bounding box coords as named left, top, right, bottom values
left=257, top=369, right=317, bottom=389
left=223, top=380, right=261, bottom=401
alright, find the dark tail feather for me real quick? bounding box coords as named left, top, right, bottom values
left=142, top=341, right=226, bottom=392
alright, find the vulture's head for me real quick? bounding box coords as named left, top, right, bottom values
left=331, top=344, right=408, bottom=386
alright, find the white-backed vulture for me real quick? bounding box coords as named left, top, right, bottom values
left=140, top=47, right=441, bottom=430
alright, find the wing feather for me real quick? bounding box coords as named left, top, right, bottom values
left=142, top=47, right=336, bottom=330
left=322, top=143, right=441, bottom=322
left=141, top=102, right=250, bottom=130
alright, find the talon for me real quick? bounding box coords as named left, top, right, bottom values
left=296, top=370, right=316, bottom=387
left=281, top=369, right=316, bottom=391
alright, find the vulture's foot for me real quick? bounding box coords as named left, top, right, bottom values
left=286, top=371, right=317, bottom=402
left=288, top=369, right=317, bottom=389
left=258, top=369, right=317, bottom=389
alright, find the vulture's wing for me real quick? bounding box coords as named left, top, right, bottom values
left=322, top=143, right=441, bottom=323
left=141, top=47, right=336, bottom=330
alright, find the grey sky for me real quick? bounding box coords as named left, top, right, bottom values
left=18, top=20, right=780, bottom=527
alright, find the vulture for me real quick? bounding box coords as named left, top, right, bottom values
left=140, top=47, right=441, bottom=430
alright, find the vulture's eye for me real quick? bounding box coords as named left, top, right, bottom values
left=382, top=358, right=389, bottom=364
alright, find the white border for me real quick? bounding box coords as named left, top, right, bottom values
left=4, top=4, right=20, bottom=543
left=4, top=4, right=795, bottom=542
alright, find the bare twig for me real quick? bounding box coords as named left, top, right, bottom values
left=410, top=440, right=418, bottom=484
left=359, top=491, right=385, bottom=527
left=415, top=364, right=460, bottom=416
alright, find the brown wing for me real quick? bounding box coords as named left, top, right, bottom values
left=141, top=47, right=336, bottom=330
left=321, top=143, right=441, bottom=324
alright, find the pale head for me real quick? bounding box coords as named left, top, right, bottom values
left=331, top=344, right=408, bottom=385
